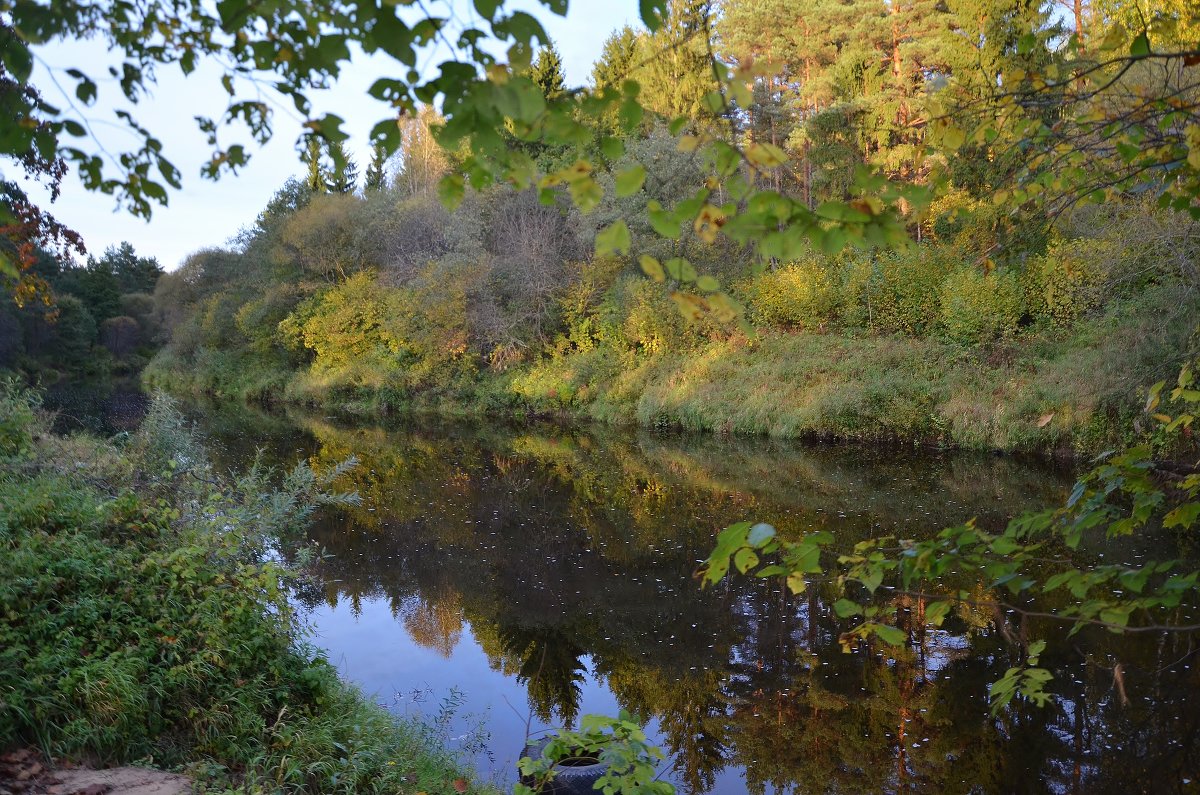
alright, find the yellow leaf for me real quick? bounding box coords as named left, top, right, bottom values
left=670, top=290, right=705, bottom=322
left=745, top=142, right=787, bottom=168
left=941, top=123, right=966, bottom=152
left=1037, top=413, right=1054, bottom=428
left=693, top=203, right=726, bottom=244
left=638, top=255, right=665, bottom=283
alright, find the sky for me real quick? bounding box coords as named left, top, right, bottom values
left=20, top=1, right=641, bottom=272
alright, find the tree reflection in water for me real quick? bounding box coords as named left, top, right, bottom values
left=195, top=405, right=1200, bottom=794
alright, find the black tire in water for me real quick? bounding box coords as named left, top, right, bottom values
left=519, top=737, right=609, bottom=794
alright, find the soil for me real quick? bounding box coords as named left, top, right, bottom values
left=0, top=750, right=191, bottom=795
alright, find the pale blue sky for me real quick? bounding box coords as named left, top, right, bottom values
left=20, top=1, right=641, bottom=271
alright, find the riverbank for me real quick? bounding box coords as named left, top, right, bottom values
left=0, top=383, right=496, bottom=795
left=143, top=280, right=1193, bottom=458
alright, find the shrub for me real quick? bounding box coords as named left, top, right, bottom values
left=841, top=247, right=955, bottom=336
left=744, top=258, right=840, bottom=330
left=939, top=267, right=1024, bottom=344
left=1027, top=238, right=1118, bottom=325
left=0, top=393, right=489, bottom=793
left=0, top=379, right=41, bottom=460
left=605, top=277, right=693, bottom=356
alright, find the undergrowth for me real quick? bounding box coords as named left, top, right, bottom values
left=0, top=381, right=495, bottom=794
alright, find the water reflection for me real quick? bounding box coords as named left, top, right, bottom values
left=194, top=406, right=1200, bottom=794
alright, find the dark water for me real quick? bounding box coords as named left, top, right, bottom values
left=188, top=401, right=1200, bottom=795
left=40, top=380, right=149, bottom=436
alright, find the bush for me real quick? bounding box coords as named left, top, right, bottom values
left=609, top=277, right=694, bottom=356
left=743, top=258, right=840, bottom=330
left=841, top=247, right=955, bottom=336
left=0, top=392, right=489, bottom=793
left=0, top=378, right=40, bottom=460
left=939, top=267, right=1024, bottom=344
left=1026, top=238, right=1118, bottom=325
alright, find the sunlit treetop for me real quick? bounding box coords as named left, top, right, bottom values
left=2, top=0, right=1199, bottom=314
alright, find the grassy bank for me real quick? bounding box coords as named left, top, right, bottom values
left=0, top=382, right=496, bottom=795
left=141, top=192, right=1200, bottom=457
left=145, top=280, right=1193, bottom=457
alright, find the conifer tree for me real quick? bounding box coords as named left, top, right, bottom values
left=303, top=137, right=329, bottom=194
left=530, top=44, right=567, bottom=101
left=328, top=140, right=358, bottom=194
left=591, top=26, right=641, bottom=90
left=638, top=0, right=719, bottom=124
left=364, top=144, right=390, bottom=192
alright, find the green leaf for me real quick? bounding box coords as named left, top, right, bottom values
left=647, top=201, right=681, bottom=238
left=941, top=124, right=966, bottom=152
left=858, top=568, right=883, bottom=593
left=745, top=142, right=787, bottom=168
left=75, top=76, right=98, bottom=106
left=833, top=598, right=862, bottom=618
left=639, top=0, right=669, bottom=32
left=0, top=251, right=18, bottom=279
left=615, top=165, right=646, bottom=197
left=734, top=547, right=759, bottom=574
left=595, top=220, right=632, bottom=257
left=664, top=257, right=696, bottom=283
left=1129, top=33, right=1150, bottom=57
left=3, top=40, right=33, bottom=83
left=924, top=600, right=952, bottom=626
left=1099, top=606, right=1131, bottom=630
left=1097, top=24, right=1128, bottom=52
left=600, top=136, right=625, bottom=161
left=1164, top=502, right=1200, bottom=529
left=437, top=173, right=465, bottom=210
left=568, top=175, right=603, bottom=213
left=871, top=624, right=907, bottom=646
left=473, top=0, right=502, bottom=20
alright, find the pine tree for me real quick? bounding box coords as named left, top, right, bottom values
left=364, top=144, right=389, bottom=192
left=530, top=44, right=567, bottom=101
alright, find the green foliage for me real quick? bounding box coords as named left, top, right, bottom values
left=516, top=712, right=671, bottom=795
left=280, top=271, right=405, bottom=379
left=742, top=259, right=840, bottom=330
left=842, top=248, right=955, bottom=335
left=938, top=267, right=1024, bottom=344
left=0, top=388, right=489, bottom=793
left=0, top=377, right=40, bottom=460
left=1027, top=238, right=1119, bottom=325
left=698, top=359, right=1200, bottom=715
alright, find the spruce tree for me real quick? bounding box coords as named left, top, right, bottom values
left=638, top=0, right=718, bottom=124
left=364, top=144, right=389, bottom=192
left=328, top=140, right=358, bottom=194
left=591, top=26, right=640, bottom=90
left=530, top=44, right=566, bottom=100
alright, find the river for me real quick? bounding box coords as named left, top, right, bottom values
left=159, top=398, right=1200, bottom=794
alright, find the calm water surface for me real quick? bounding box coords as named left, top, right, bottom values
left=188, top=402, right=1200, bottom=795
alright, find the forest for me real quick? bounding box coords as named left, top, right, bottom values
left=119, top=0, right=1199, bottom=453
